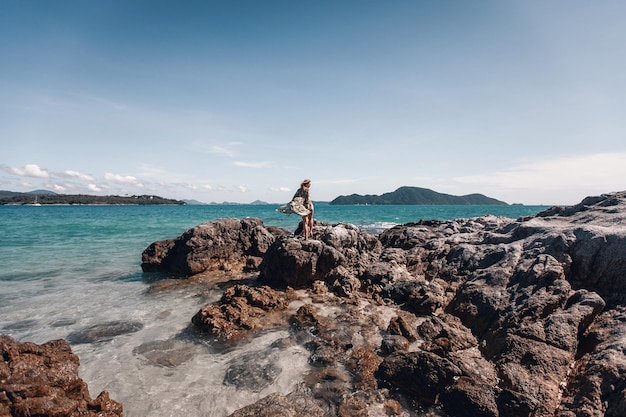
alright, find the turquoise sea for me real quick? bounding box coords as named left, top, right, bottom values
left=0, top=204, right=548, bottom=416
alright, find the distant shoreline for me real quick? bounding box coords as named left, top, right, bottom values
left=0, top=192, right=185, bottom=206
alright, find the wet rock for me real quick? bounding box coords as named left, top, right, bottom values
left=386, top=312, right=419, bottom=342
left=345, top=346, right=383, bottom=390
left=223, top=351, right=282, bottom=392
left=191, top=285, right=288, bottom=340
left=66, top=320, right=143, bottom=344
left=380, top=335, right=409, bottom=355
left=0, top=335, right=123, bottom=417
left=141, top=218, right=287, bottom=276
left=132, top=338, right=204, bottom=367
left=377, top=350, right=463, bottom=404
left=228, top=387, right=325, bottom=417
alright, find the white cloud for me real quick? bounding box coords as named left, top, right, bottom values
left=189, top=141, right=243, bottom=157
left=104, top=172, right=144, bottom=187
left=49, top=183, right=67, bottom=192
left=454, top=152, right=626, bottom=204
left=269, top=186, right=291, bottom=192
left=322, top=178, right=359, bottom=184
left=234, top=161, right=271, bottom=168
left=61, top=170, right=95, bottom=181
left=88, top=183, right=103, bottom=192
left=6, top=164, right=49, bottom=178
left=236, top=185, right=248, bottom=193
left=210, top=144, right=238, bottom=157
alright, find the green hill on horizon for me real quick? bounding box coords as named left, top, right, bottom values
left=329, top=186, right=508, bottom=205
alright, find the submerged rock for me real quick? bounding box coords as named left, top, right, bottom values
left=0, top=335, right=123, bottom=417
left=132, top=338, right=204, bottom=367
left=66, top=320, right=144, bottom=344
left=228, top=388, right=325, bottom=417
left=223, top=350, right=282, bottom=392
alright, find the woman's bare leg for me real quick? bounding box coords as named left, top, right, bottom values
left=307, top=204, right=314, bottom=238
left=302, top=215, right=309, bottom=239
left=306, top=213, right=313, bottom=238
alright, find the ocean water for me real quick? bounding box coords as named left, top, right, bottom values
left=0, top=203, right=548, bottom=416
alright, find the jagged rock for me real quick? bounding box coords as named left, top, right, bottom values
left=259, top=237, right=346, bottom=288
left=379, top=277, right=445, bottom=314
left=138, top=190, right=626, bottom=416
left=386, top=312, right=419, bottom=342
left=417, top=313, right=478, bottom=356
left=259, top=223, right=381, bottom=288
left=191, top=285, right=288, bottom=340
left=377, top=350, right=463, bottom=404
left=380, top=335, right=409, bottom=355
left=374, top=192, right=626, bottom=416
left=141, top=218, right=287, bottom=275
left=0, top=335, right=123, bottom=417
left=228, top=388, right=325, bottom=417
left=557, top=307, right=626, bottom=417
left=327, top=265, right=361, bottom=298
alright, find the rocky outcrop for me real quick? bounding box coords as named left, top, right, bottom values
left=191, top=284, right=290, bottom=340
left=259, top=222, right=381, bottom=288
left=141, top=191, right=626, bottom=417
left=0, top=335, right=123, bottom=417
left=141, top=217, right=288, bottom=275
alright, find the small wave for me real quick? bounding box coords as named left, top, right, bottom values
left=358, top=221, right=398, bottom=234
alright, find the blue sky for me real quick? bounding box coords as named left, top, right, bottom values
left=1, top=0, right=625, bottom=205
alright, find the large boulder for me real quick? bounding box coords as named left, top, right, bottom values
left=0, top=335, right=123, bottom=417
left=259, top=222, right=381, bottom=288
left=141, top=218, right=287, bottom=275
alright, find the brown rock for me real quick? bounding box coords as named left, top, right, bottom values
left=259, top=223, right=381, bottom=289
left=377, top=350, right=463, bottom=404
left=191, top=285, right=288, bottom=340
left=557, top=307, right=626, bottom=417
left=345, top=347, right=383, bottom=390
left=417, top=313, right=477, bottom=356
left=0, top=335, right=123, bottom=417
left=141, top=218, right=286, bottom=275
left=228, top=390, right=325, bottom=417
left=386, top=312, right=419, bottom=342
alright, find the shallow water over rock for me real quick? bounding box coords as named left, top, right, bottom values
left=67, top=320, right=144, bottom=344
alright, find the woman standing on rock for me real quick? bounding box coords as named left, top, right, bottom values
left=278, top=179, right=314, bottom=239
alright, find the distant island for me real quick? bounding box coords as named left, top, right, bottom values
left=0, top=190, right=185, bottom=205
left=329, top=186, right=508, bottom=205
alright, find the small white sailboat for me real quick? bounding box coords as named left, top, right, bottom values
left=28, top=196, right=42, bottom=206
